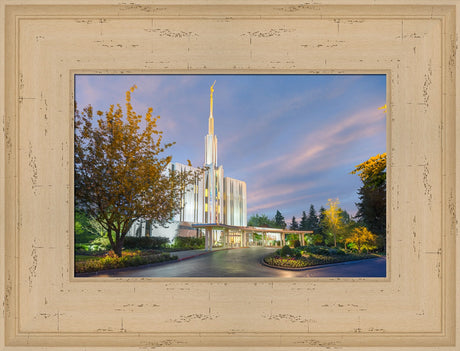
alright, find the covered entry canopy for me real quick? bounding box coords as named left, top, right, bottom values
left=191, top=223, right=313, bottom=250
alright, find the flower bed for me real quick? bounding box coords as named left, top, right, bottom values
left=75, top=250, right=177, bottom=273
left=264, top=247, right=380, bottom=269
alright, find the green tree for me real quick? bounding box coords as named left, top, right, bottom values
left=299, top=210, right=308, bottom=230
left=355, top=185, right=386, bottom=235
left=351, top=153, right=386, bottom=250
left=252, top=233, right=262, bottom=242
left=274, top=210, right=287, bottom=229
left=311, top=233, right=323, bottom=245
left=75, top=209, right=108, bottom=245
left=74, top=86, right=201, bottom=257
left=338, top=210, right=357, bottom=247
left=318, top=205, right=327, bottom=239
left=305, top=204, right=320, bottom=233
left=75, top=210, right=100, bottom=244
left=248, top=213, right=276, bottom=228
left=340, top=210, right=351, bottom=224
left=290, top=216, right=299, bottom=230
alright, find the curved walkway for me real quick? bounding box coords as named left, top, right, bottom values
left=90, top=247, right=386, bottom=278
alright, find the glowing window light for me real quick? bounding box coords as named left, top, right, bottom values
left=205, top=203, right=208, bottom=212
left=205, top=188, right=208, bottom=197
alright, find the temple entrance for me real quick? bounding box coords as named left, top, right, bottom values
left=192, top=223, right=312, bottom=251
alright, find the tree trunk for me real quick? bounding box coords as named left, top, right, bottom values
left=114, top=239, right=123, bottom=257
left=113, top=231, right=124, bottom=257
left=107, top=229, right=116, bottom=252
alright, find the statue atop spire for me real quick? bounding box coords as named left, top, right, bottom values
left=208, top=81, right=216, bottom=134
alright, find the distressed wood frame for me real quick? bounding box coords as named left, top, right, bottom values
left=0, top=1, right=458, bottom=349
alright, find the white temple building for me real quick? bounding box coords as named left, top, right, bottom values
left=127, top=82, right=247, bottom=242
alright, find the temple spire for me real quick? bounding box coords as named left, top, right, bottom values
left=208, top=81, right=216, bottom=134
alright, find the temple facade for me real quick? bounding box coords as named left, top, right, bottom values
left=127, top=83, right=247, bottom=241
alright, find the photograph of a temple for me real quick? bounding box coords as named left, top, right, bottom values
left=127, top=82, right=247, bottom=243
left=74, top=74, right=386, bottom=278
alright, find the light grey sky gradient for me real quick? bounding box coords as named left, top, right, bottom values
left=75, top=74, right=386, bottom=223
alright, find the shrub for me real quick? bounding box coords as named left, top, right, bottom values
left=328, top=247, right=346, bottom=256
left=264, top=256, right=309, bottom=269
left=264, top=251, right=380, bottom=269
left=75, top=243, right=90, bottom=251
left=304, top=245, right=330, bottom=255
left=280, top=245, right=293, bottom=257
left=74, top=210, right=100, bottom=244
left=75, top=251, right=177, bottom=273
left=293, top=239, right=301, bottom=248
left=346, top=242, right=358, bottom=252
left=172, top=236, right=205, bottom=250
left=312, top=234, right=323, bottom=245
left=89, top=236, right=111, bottom=251
left=123, top=236, right=170, bottom=249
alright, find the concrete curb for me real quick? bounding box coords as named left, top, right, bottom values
left=260, top=256, right=385, bottom=271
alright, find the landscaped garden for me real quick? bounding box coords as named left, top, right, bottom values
left=75, top=249, right=177, bottom=274
left=263, top=244, right=382, bottom=269
left=75, top=233, right=205, bottom=274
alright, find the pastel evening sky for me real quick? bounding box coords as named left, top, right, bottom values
left=75, top=74, right=386, bottom=223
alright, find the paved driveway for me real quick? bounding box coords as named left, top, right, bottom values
left=91, top=247, right=386, bottom=278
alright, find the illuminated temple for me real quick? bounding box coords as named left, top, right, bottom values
left=127, top=83, right=247, bottom=242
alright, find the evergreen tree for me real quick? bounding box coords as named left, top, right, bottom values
left=355, top=185, right=386, bottom=235
left=305, top=204, right=320, bottom=233
left=274, top=210, right=287, bottom=229
left=338, top=209, right=356, bottom=247
left=318, top=205, right=327, bottom=240
left=351, top=153, right=386, bottom=250
left=290, top=216, right=299, bottom=230
left=299, top=210, right=308, bottom=230
left=340, top=210, right=352, bottom=225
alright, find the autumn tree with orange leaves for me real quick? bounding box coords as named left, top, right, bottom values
left=75, top=86, right=201, bottom=256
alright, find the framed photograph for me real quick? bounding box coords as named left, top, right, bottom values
left=73, top=73, right=387, bottom=279
left=1, top=1, right=458, bottom=349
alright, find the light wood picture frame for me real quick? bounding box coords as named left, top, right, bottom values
left=0, top=1, right=458, bottom=349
